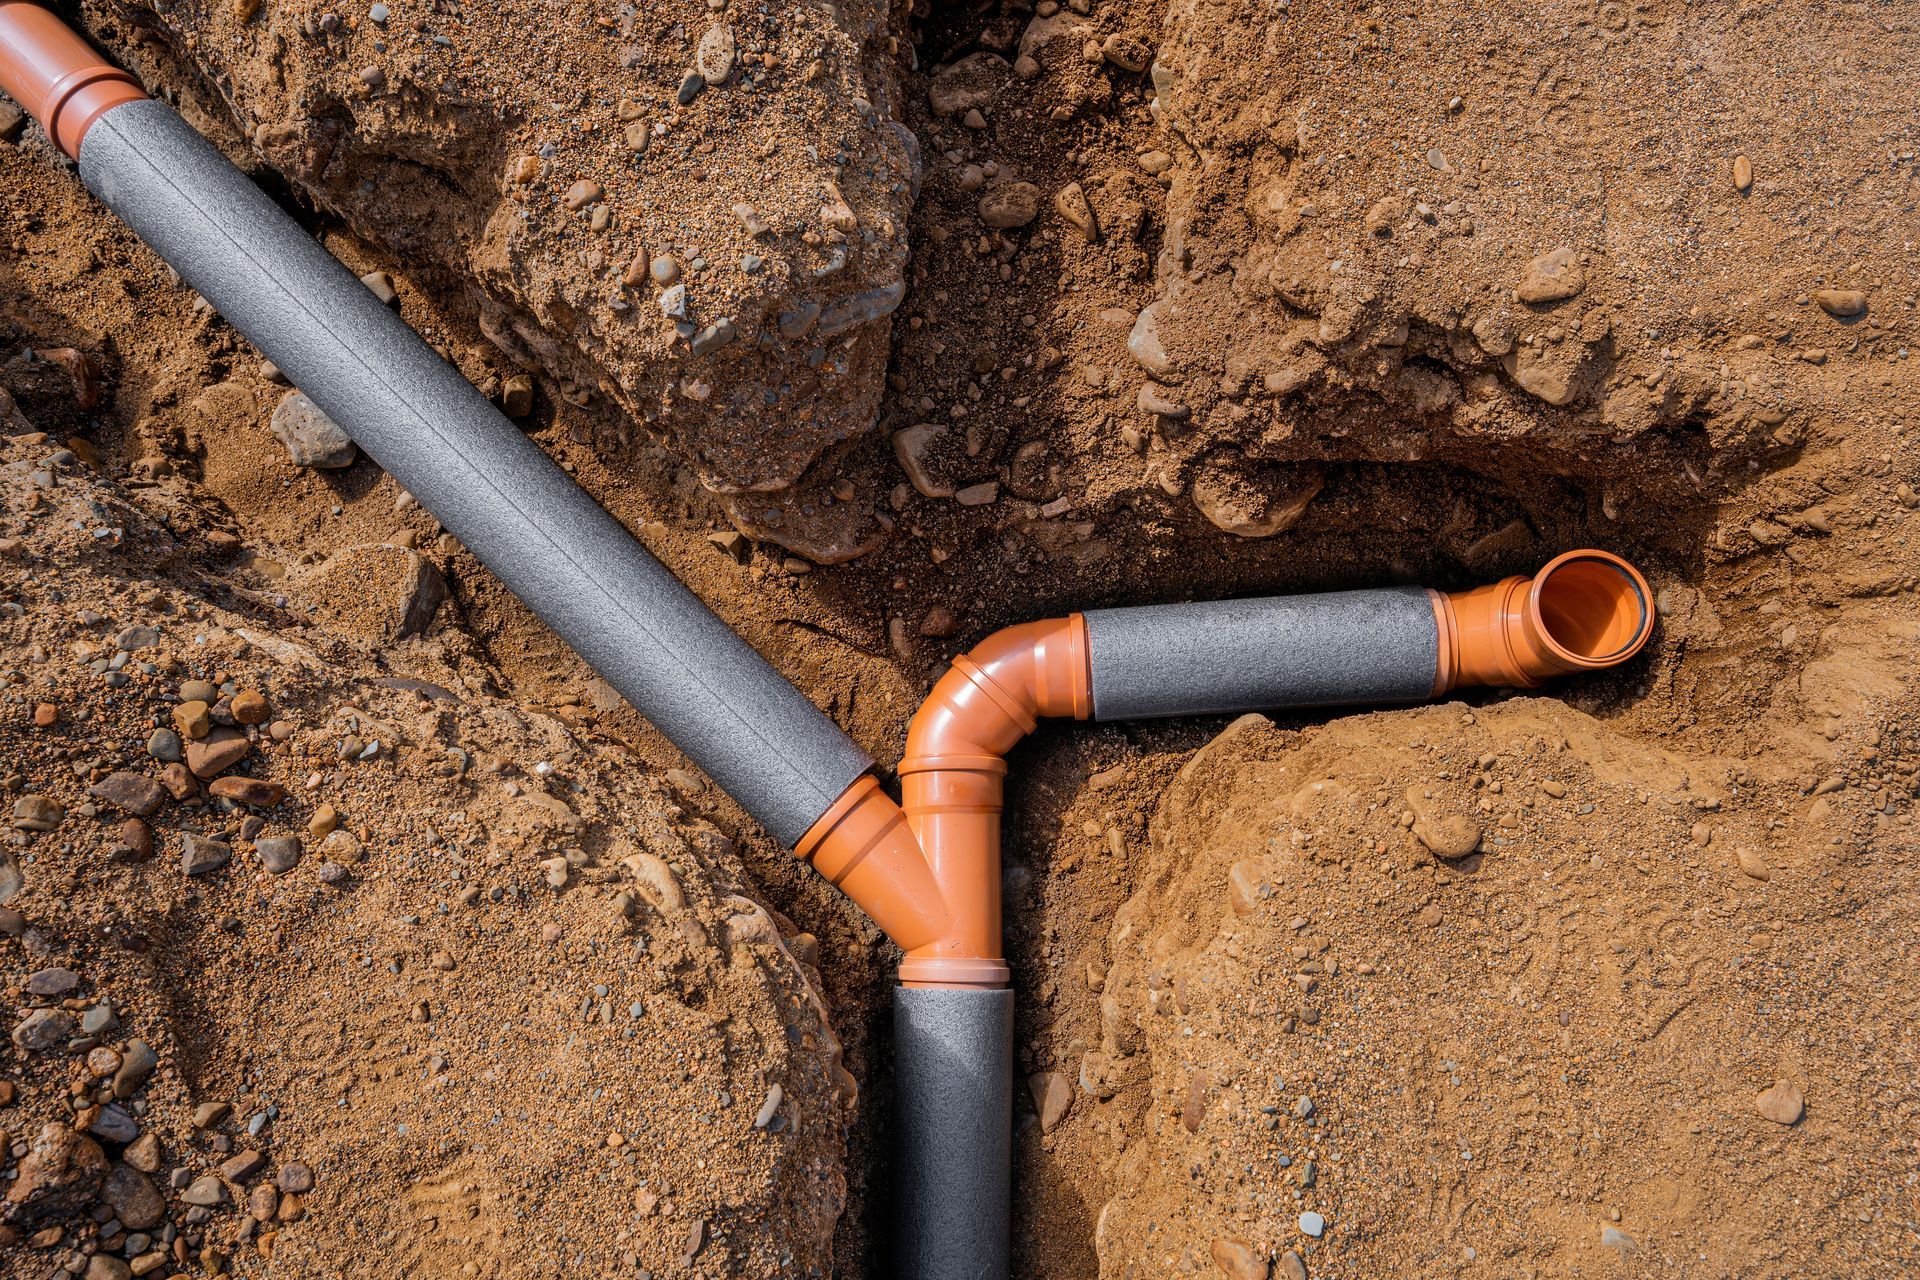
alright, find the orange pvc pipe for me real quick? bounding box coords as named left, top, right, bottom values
left=896, top=616, right=1090, bottom=987
left=1434, top=549, right=1652, bottom=692
left=0, top=1, right=145, bottom=158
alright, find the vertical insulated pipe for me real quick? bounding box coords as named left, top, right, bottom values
left=892, top=987, right=1013, bottom=1280
left=72, top=98, right=872, bottom=847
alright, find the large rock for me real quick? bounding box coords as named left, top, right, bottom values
left=85, top=0, right=917, bottom=560
left=4, top=1124, right=108, bottom=1225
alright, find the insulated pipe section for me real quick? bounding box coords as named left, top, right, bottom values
left=74, top=98, right=872, bottom=850
left=891, top=986, right=1012, bottom=1280
left=1084, top=585, right=1439, bottom=720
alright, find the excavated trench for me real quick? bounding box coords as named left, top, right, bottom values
left=1, top=0, right=1917, bottom=1275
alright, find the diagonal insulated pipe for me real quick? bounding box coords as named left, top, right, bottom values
left=0, top=12, right=1657, bottom=1277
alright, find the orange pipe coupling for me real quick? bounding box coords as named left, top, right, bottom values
left=0, top=0, right=145, bottom=158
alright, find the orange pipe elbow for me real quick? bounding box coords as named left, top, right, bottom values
left=795, top=616, right=1092, bottom=988
left=0, top=2, right=145, bottom=158
left=897, top=616, right=1091, bottom=987
left=1434, top=549, right=1653, bottom=692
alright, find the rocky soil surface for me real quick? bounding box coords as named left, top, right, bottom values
left=4, top=0, right=1919, bottom=1275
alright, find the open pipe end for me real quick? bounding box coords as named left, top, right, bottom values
left=1527, top=550, right=1653, bottom=672
left=1438, top=549, right=1653, bottom=691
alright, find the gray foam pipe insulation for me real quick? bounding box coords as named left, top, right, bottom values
left=1084, top=585, right=1440, bottom=719
left=77, top=99, right=871, bottom=848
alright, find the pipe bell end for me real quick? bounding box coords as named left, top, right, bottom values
left=1437, top=549, right=1653, bottom=691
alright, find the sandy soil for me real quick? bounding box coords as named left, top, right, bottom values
left=2, top=0, right=1918, bottom=1275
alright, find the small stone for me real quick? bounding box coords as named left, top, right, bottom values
left=564, top=179, right=603, bottom=212
left=180, top=679, right=219, bottom=703
left=1209, top=1237, right=1267, bottom=1280
left=31, top=701, right=56, bottom=728
left=230, top=690, right=269, bottom=725
left=1600, top=1226, right=1638, bottom=1254
left=253, top=836, right=302, bottom=875
left=89, top=1251, right=134, bottom=1280
left=115, top=626, right=160, bottom=651
left=113, top=1041, right=157, bottom=1098
left=12, top=1008, right=76, bottom=1051
left=1539, top=779, right=1567, bottom=798
left=689, top=318, right=738, bottom=356
left=1126, top=306, right=1177, bottom=379
left=145, top=729, right=182, bottom=762
left=659, top=283, right=689, bottom=320
left=954, top=481, right=999, bottom=506
left=80, top=1003, right=118, bottom=1036
left=507, top=154, right=541, bottom=184
left=101, top=1166, right=164, bottom=1230
left=1755, top=1080, right=1803, bottom=1125
left=979, top=183, right=1041, bottom=229
left=1191, top=456, right=1323, bottom=538
left=270, top=392, right=358, bottom=469
left=677, top=71, right=707, bottom=105
left=1053, top=182, right=1099, bottom=242
left=359, top=270, right=398, bottom=306
left=650, top=255, right=681, bottom=286
left=123, top=1133, right=161, bottom=1173
left=358, top=65, right=387, bottom=91
left=186, top=728, right=252, bottom=779
left=1137, top=383, right=1189, bottom=419
left=219, top=1150, right=268, bottom=1183
left=88, top=1104, right=140, bottom=1145
left=12, top=794, right=63, bottom=832
left=276, top=1162, right=313, bottom=1195
left=816, top=282, right=906, bottom=338
left=501, top=374, right=535, bottom=418
left=1100, top=32, right=1152, bottom=72
left=193, top=1102, right=232, bottom=1129
left=25, top=967, right=79, bottom=997
left=1027, top=1072, right=1072, bottom=1133
left=1297, top=1211, right=1326, bottom=1239
left=1732, top=153, right=1753, bottom=192
left=1278, top=1250, right=1307, bottom=1280
left=1735, top=847, right=1771, bottom=882
left=696, top=25, right=737, bottom=84
left=89, top=773, right=166, bottom=818
left=892, top=424, right=953, bottom=498
left=173, top=701, right=212, bottom=741
left=180, top=834, right=233, bottom=878
left=160, top=764, right=198, bottom=801
left=624, top=120, right=650, bottom=152
left=1812, top=289, right=1867, bottom=319
left=316, top=861, right=350, bottom=885
left=1516, top=246, right=1586, bottom=304
left=754, top=1084, right=784, bottom=1129
left=247, top=1182, right=280, bottom=1221
left=181, top=1175, right=226, bottom=1207
left=110, top=819, right=153, bottom=864
left=208, top=777, right=286, bottom=807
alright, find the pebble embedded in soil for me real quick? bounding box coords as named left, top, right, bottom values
left=269, top=391, right=358, bottom=469
left=1515, top=245, right=1586, bottom=304
left=1756, top=1080, right=1804, bottom=1125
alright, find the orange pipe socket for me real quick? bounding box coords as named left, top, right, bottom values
left=0, top=2, right=145, bottom=158
left=1433, top=549, right=1653, bottom=693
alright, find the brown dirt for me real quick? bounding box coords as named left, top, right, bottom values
left=3, top=0, right=1919, bottom=1275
